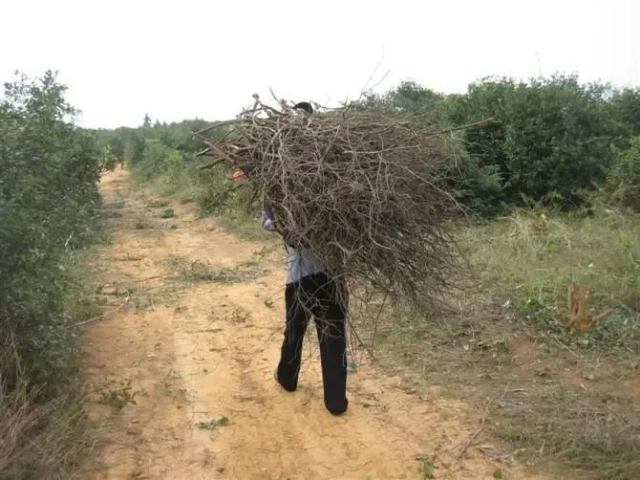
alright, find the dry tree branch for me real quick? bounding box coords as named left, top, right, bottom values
left=198, top=158, right=226, bottom=170
left=196, top=100, right=465, bottom=315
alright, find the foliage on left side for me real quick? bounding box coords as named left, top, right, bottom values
left=0, top=71, right=101, bottom=478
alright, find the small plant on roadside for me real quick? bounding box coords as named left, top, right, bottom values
left=168, top=257, right=257, bottom=283
left=148, top=198, right=170, bottom=208
left=134, top=217, right=149, bottom=229
left=159, top=208, right=175, bottom=219
left=230, top=308, right=249, bottom=324
left=196, top=416, right=229, bottom=430
left=415, top=454, right=436, bottom=479
left=162, top=369, right=187, bottom=400
left=99, top=380, right=139, bottom=410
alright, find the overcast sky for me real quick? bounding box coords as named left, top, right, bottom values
left=1, top=0, right=638, bottom=129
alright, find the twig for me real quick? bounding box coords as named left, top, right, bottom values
left=195, top=147, right=214, bottom=157
left=194, top=119, right=243, bottom=136
left=620, top=303, right=638, bottom=315
left=592, top=307, right=616, bottom=322
left=454, top=385, right=509, bottom=465
left=454, top=401, right=491, bottom=464
left=369, top=291, right=390, bottom=354
left=199, top=158, right=227, bottom=170
left=242, top=105, right=283, bottom=116
left=252, top=325, right=283, bottom=355
left=130, top=273, right=172, bottom=284
left=359, top=53, right=388, bottom=96
left=550, top=335, right=581, bottom=359
left=190, top=131, right=238, bottom=166
left=72, top=291, right=131, bottom=328
left=348, top=320, right=377, bottom=362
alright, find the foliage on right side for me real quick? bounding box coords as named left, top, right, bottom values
left=372, top=77, right=640, bottom=216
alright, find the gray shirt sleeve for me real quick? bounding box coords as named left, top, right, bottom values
left=261, top=211, right=276, bottom=232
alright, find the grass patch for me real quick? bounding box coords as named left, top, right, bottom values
left=359, top=301, right=640, bottom=479
left=147, top=198, right=170, bottom=208
left=158, top=208, right=175, bottom=219
left=0, top=341, right=91, bottom=480
left=215, top=214, right=274, bottom=242
left=167, top=257, right=258, bottom=283
left=352, top=206, right=640, bottom=480
left=102, top=210, right=123, bottom=219
left=196, top=416, right=229, bottom=430
left=98, top=380, right=139, bottom=411
left=131, top=159, right=274, bottom=241
left=464, top=207, right=640, bottom=355
left=494, top=385, right=640, bottom=480
left=415, top=454, right=436, bottom=479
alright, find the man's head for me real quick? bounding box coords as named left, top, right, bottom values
left=292, top=102, right=313, bottom=115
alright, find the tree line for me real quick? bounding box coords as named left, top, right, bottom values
left=101, top=74, right=640, bottom=218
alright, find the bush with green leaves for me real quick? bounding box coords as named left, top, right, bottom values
left=132, top=138, right=175, bottom=180
left=105, top=76, right=640, bottom=219
left=95, top=126, right=145, bottom=164
left=608, top=87, right=640, bottom=147
left=96, top=117, right=213, bottom=165
left=108, top=115, right=255, bottom=217
left=364, top=80, right=444, bottom=115
left=608, top=136, right=640, bottom=211
left=0, top=72, right=101, bottom=395
left=443, top=75, right=614, bottom=212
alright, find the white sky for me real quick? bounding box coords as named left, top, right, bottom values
left=1, top=0, right=638, bottom=128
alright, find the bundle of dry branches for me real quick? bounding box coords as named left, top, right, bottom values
left=196, top=99, right=464, bottom=310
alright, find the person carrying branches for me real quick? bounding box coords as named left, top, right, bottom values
left=259, top=101, right=349, bottom=416
left=216, top=94, right=460, bottom=414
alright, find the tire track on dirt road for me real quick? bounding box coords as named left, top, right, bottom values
left=79, top=168, right=542, bottom=479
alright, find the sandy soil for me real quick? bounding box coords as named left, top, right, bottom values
left=79, top=168, right=542, bottom=480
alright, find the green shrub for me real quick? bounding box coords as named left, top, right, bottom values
left=608, top=136, right=640, bottom=211
left=0, top=71, right=101, bottom=394
left=444, top=75, right=614, bottom=211
left=608, top=88, right=640, bottom=147
left=456, top=155, right=505, bottom=217
left=369, top=80, right=444, bottom=115
left=117, top=116, right=259, bottom=222
left=358, top=76, right=623, bottom=216
left=113, top=76, right=640, bottom=221
left=131, top=138, right=173, bottom=180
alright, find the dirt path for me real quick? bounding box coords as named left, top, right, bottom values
left=79, top=168, right=538, bottom=479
